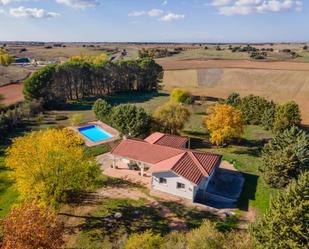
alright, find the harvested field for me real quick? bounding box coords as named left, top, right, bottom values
left=158, top=59, right=309, bottom=71
left=0, top=83, right=24, bottom=105
left=163, top=68, right=309, bottom=125
left=0, top=65, right=32, bottom=86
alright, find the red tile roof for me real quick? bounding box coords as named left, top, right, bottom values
left=144, top=132, right=188, bottom=149
left=112, top=136, right=222, bottom=185
left=111, top=139, right=184, bottom=164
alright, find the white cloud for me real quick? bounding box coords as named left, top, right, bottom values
left=162, top=0, right=168, bottom=5
left=9, top=6, right=60, bottom=18
left=148, top=8, right=164, bottom=17
left=0, top=0, right=29, bottom=5
left=128, top=10, right=145, bottom=17
left=219, top=5, right=253, bottom=15
left=56, top=0, right=99, bottom=9
left=211, top=0, right=302, bottom=15
left=210, top=0, right=233, bottom=6
left=159, top=12, right=185, bottom=22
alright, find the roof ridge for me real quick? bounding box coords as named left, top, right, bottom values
left=151, top=132, right=167, bottom=144
left=188, top=151, right=209, bottom=177
left=169, top=151, right=188, bottom=168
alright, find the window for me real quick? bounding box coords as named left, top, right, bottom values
left=177, top=182, right=185, bottom=189
left=159, top=177, right=167, bottom=184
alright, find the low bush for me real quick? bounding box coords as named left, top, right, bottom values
left=54, top=115, right=68, bottom=121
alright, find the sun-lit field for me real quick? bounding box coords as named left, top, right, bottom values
left=163, top=67, right=309, bottom=125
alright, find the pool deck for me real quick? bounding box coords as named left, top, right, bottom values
left=70, top=120, right=120, bottom=147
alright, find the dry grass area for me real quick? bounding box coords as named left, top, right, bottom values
left=0, top=65, right=32, bottom=86
left=163, top=68, right=309, bottom=125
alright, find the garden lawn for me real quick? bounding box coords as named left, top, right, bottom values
left=0, top=144, right=19, bottom=218
left=188, top=125, right=278, bottom=214
left=74, top=198, right=169, bottom=249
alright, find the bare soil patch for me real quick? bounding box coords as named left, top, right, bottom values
left=0, top=83, right=24, bottom=105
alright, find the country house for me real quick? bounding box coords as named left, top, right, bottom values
left=111, top=132, right=222, bottom=202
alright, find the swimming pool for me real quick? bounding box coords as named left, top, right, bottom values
left=78, top=125, right=113, bottom=142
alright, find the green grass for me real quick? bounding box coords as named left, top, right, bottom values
left=84, top=144, right=111, bottom=157
left=0, top=144, right=19, bottom=218
left=188, top=125, right=277, bottom=214
left=74, top=198, right=169, bottom=249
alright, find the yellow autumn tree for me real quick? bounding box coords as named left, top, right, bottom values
left=0, top=48, right=13, bottom=66
left=204, top=104, right=244, bottom=146
left=69, top=53, right=108, bottom=65
left=5, top=128, right=100, bottom=206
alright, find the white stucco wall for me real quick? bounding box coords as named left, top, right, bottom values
left=152, top=171, right=196, bottom=201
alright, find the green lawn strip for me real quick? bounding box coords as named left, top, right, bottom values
left=75, top=198, right=169, bottom=249
left=0, top=144, right=19, bottom=218
left=84, top=144, right=111, bottom=157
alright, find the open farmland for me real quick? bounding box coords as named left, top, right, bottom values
left=163, top=65, right=309, bottom=125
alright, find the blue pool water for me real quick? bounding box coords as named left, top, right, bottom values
left=78, top=125, right=113, bottom=142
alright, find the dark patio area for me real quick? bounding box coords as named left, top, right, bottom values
left=198, top=168, right=244, bottom=209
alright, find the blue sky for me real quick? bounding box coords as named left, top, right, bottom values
left=0, top=0, right=308, bottom=42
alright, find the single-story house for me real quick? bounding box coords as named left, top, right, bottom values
left=111, top=132, right=222, bottom=202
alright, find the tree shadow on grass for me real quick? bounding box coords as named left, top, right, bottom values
left=64, top=92, right=168, bottom=111
left=158, top=201, right=217, bottom=229
left=237, top=173, right=259, bottom=211
left=231, top=138, right=269, bottom=157
left=60, top=200, right=169, bottom=244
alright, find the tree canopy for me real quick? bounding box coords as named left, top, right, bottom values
left=153, top=102, right=190, bottom=134
left=109, top=104, right=151, bottom=137
left=93, top=98, right=112, bottom=124
left=273, top=101, right=301, bottom=133
left=24, top=58, right=163, bottom=109
left=5, top=128, right=100, bottom=206
left=1, top=201, right=64, bottom=249
left=0, top=48, right=13, bottom=66
left=259, top=126, right=309, bottom=188
left=251, top=172, right=309, bottom=249
left=170, top=88, right=192, bottom=104
left=204, top=104, right=244, bottom=146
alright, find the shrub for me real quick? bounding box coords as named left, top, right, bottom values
left=204, top=104, right=244, bottom=146
left=1, top=201, right=64, bottom=249
left=153, top=102, right=190, bottom=134
left=170, top=88, right=193, bottom=104
left=54, top=115, right=68, bottom=121
left=125, top=230, right=164, bottom=249
left=69, top=113, right=85, bottom=126
left=273, top=101, right=301, bottom=133
left=5, top=129, right=100, bottom=206
left=161, top=232, right=187, bottom=249
left=225, top=92, right=241, bottom=107
left=259, top=126, right=309, bottom=188
left=21, top=99, right=43, bottom=117
left=251, top=172, right=309, bottom=249
left=187, top=220, right=224, bottom=249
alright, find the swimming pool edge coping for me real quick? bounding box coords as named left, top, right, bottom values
left=69, top=120, right=121, bottom=147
